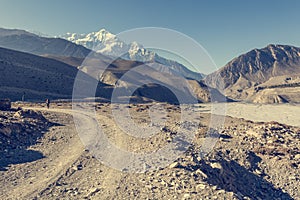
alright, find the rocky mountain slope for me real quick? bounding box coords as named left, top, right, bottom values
left=205, top=44, right=300, bottom=103
left=249, top=74, right=300, bottom=103
left=0, top=47, right=111, bottom=101
left=80, top=59, right=226, bottom=103
left=43, top=54, right=224, bottom=103
left=0, top=28, right=92, bottom=58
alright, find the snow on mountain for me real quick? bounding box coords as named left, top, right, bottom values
left=59, top=29, right=203, bottom=80
left=60, top=29, right=129, bottom=57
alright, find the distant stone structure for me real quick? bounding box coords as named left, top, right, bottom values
left=0, top=99, right=11, bottom=110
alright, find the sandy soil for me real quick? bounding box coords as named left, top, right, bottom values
left=198, top=102, right=300, bottom=127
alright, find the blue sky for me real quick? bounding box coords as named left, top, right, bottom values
left=1, top=0, right=300, bottom=73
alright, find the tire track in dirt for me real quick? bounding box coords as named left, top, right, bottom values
left=26, top=107, right=127, bottom=199
left=1, top=108, right=84, bottom=199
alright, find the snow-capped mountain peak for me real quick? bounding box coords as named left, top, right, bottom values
left=83, top=29, right=116, bottom=44
left=59, top=29, right=203, bottom=80
left=126, top=41, right=155, bottom=61
left=60, top=29, right=126, bottom=55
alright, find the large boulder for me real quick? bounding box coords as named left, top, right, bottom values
left=13, top=109, right=46, bottom=121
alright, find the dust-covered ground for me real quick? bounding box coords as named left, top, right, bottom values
left=0, top=102, right=299, bottom=200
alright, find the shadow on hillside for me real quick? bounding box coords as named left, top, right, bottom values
left=0, top=119, right=64, bottom=171
left=0, top=150, right=44, bottom=171
left=184, top=152, right=292, bottom=199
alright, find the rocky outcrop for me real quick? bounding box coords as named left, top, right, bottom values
left=0, top=109, right=48, bottom=149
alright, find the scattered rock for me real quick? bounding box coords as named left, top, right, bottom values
left=183, top=193, right=190, bottom=199
left=1, top=103, right=299, bottom=200
left=14, top=110, right=46, bottom=121
left=210, top=162, right=223, bottom=171
left=169, top=162, right=179, bottom=169
left=196, top=183, right=206, bottom=190
left=294, top=154, right=300, bottom=160
left=195, top=169, right=208, bottom=179
left=86, top=187, right=100, bottom=197
left=77, top=164, right=83, bottom=170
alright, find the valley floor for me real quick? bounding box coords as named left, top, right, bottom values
left=0, top=102, right=299, bottom=199
left=199, top=102, right=300, bottom=127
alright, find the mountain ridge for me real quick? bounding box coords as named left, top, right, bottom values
left=0, top=27, right=93, bottom=58
left=0, top=46, right=222, bottom=103
left=59, top=29, right=204, bottom=81
left=205, top=44, right=300, bottom=103
left=0, top=46, right=112, bottom=101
